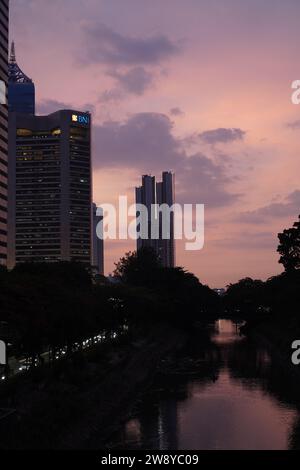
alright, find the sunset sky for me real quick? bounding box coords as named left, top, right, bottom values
left=10, top=0, right=300, bottom=287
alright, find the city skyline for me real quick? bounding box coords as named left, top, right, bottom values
left=9, top=0, right=300, bottom=287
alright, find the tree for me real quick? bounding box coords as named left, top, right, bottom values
left=114, top=247, right=162, bottom=286
left=114, top=249, right=219, bottom=321
left=225, top=278, right=266, bottom=317
left=277, top=215, right=300, bottom=272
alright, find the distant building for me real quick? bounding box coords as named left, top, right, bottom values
left=92, top=203, right=104, bottom=275
left=8, top=42, right=35, bottom=115
left=136, top=171, right=175, bottom=268
left=0, top=0, right=9, bottom=266
left=156, top=171, right=175, bottom=269
left=135, top=174, right=157, bottom=254
left=8, top=110, right=92, bottom=267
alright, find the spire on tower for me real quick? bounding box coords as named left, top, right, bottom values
left=10, top=41, right=16, bottom=64
left=8, top=42, right=33, bottom=84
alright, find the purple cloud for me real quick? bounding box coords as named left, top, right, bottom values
left=37, top=99, right=95, bottom=115
left=236, top=190, right=300, bottom=224
left=176, top=153, right=240, bottom=207
left=286, top=120, right=300, bottom=130
left=106, top=67, right=155, bottom=96
left=82, top=23, right=180, bottom=66
left=214, top=231, right=277, bottom=250
left=93, top=112, right=240, bottom=207
left=93, top=112, right=183, bottom=169
left=37, top=99, right=70, bottom=115
left=170, top=107, right=184, bottom=117
left=99, top=89, right=124, bottom=103
left=199, top=128, right=246, bottom=145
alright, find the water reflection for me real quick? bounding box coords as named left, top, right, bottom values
left=110, top=320, right=300, bottom=450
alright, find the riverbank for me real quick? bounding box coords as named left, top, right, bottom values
left=241, top=317, right=300, bottom=418
left=243, top=318, right=300, bottom=371
left=0, top=324, right=186, bottom=449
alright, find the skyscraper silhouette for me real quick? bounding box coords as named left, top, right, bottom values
left=156, top=171, right=175, bottom=268
left=136, top=171, right=175, bottom=268
left=136, top=175, right=157, bottom=254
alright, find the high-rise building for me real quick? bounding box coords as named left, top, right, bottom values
left=0, top=0, right=9, bottom=267
left=135, top=174, right=157, bottom=253
left=92, top=203, right=104, bottom=276
left=8, top=110, right=92, bottom=267
left=8, top=41, right=35, bottom=115
left=136, top=171, right=175, bottom=268
left=156, top=171, right=175, bottom=268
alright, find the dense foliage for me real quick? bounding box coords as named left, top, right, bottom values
left=114, top=247, right=219, bottom=321
left=277, top=215, right=300, bottom=272
left=2, top=213, right=298, bottom=369
left=0, top=253, right=219, bottom=365
left=223, top=215, right=300, bottom=328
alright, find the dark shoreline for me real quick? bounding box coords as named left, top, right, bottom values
left=2, top=318, right=300, bottom=450
left=0, top=324, right=187, bottom=450
left=244, top=321, right=300, bottom=379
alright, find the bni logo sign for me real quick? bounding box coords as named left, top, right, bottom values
left=72, top=114, right=89, bottom=125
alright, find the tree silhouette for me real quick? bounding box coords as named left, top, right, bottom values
left=225, top=278, right=266, bottom=317
left=113, top=248, right=219, bottom=320
left=277, top=215, right=300, bottom=272
left=114, top=247, right=162, bottom=286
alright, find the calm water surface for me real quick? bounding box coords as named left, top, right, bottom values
left=111, top=320, right=300, bottom=450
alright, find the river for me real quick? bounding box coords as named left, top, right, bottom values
left=109, top=320, right=300, bottom=450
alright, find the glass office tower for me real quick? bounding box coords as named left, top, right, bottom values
left=8, top=110, right=92, bottom=267
left=0, top=0, right=9, bottom=266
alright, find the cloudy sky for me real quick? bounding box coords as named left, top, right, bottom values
left=10, top=0, right=300, bottom=287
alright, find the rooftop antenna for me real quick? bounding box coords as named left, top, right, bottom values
left=8, top=42, right=32, bottom=84
left=10, top=41, right=16, bottom=64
